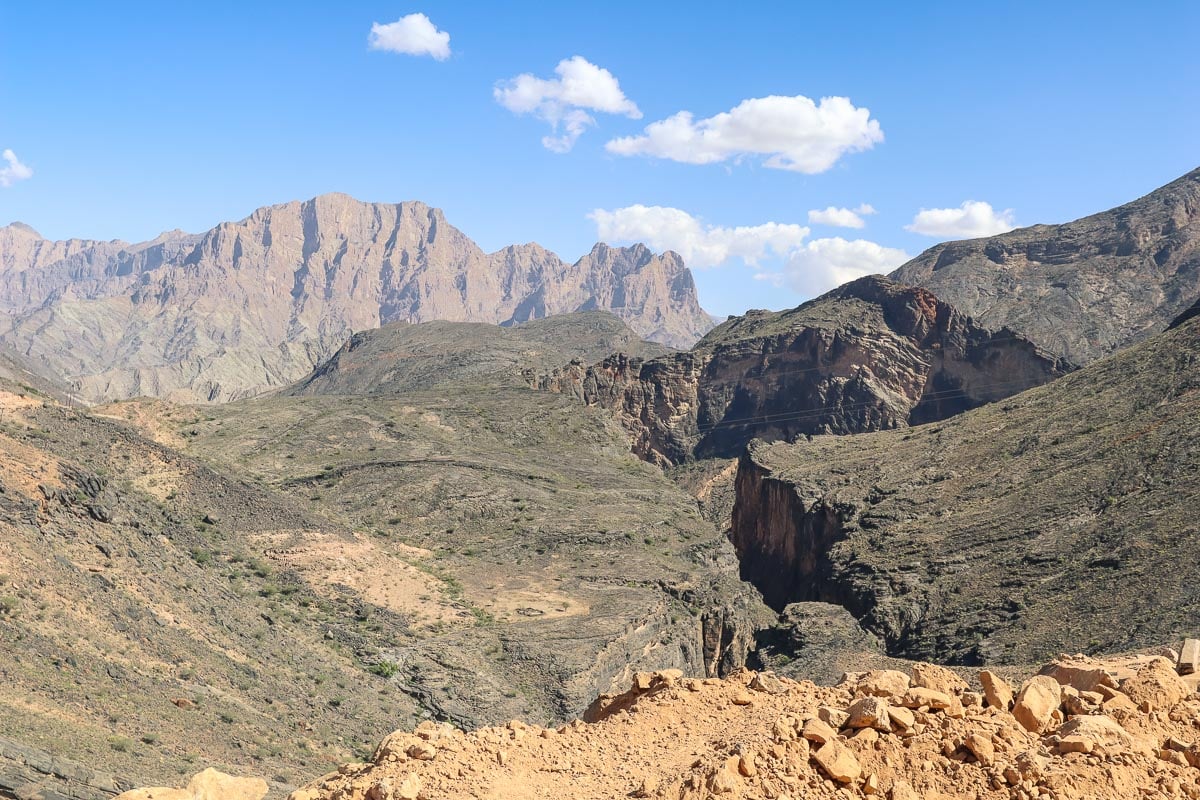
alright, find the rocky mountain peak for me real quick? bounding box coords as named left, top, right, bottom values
left=0, top=195, right=714, bottom=402
left=1, top=221, right=42, bottom=238
left=892, top=165, right=1200, bottom=363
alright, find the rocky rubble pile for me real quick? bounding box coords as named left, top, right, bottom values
left=280, top=641, right=1200, bottom=799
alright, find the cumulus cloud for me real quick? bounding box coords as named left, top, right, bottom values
left=905, top=200, right=1016, bottom=238
left=0, top=150, right=32, bottom=188
left=368, top=13, right=451, bottom=60
left=590, top=204, right=907, bottom=299
left=589, top=205, right=808, bottom=268
left=495, top=56, right=641, bottom=152
left=756, top=237, right=910, bottom=297
left=605, top=95, right=882, bottom=173
left=808, top=204, right=877, bottom=229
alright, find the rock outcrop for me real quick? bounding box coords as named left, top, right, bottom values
left=730, top=307, right=1200, bottom=664
left=533, top=275, right=1071, bottom=466
left=114, top=770, right=267, bottom=800
left=0, top=195, right=713, bottom=403
left=892, top=166, right=1200, bottom=364
left=282, top=650, right=1200, bottom=800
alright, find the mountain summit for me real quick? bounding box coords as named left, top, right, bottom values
left=892, top=166, right=1200, bottom=364
left=0, top=194, right=713, bottom=403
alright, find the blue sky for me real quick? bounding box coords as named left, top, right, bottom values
left=1, top=1, right=1197, bottom=317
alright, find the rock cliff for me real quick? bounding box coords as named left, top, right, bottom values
left=730, top=309, right=1200, bottom=665
left=0, top=196, right=713, bottom=403
left=892, top=166, right=1200, bottom=364
left=532, top=275, right=1071, bottom=466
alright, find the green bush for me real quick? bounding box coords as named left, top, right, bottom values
left=368, top=660, right=399, bottom=678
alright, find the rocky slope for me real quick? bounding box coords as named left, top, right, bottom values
left=532, top=275, right=1071, bottom=466
left=287, top=312, right=671, bottom=396
left=0, top=343, right=70, bottom=403
left=731, top=309, right=1200, bottom=666
left=892, top=166, right=1200, bottom=364
left=0, top=328, right=774, bottom=795
left=159, top=382, right=770, bottom=730
left=0, top=388, right=423, bottom=791
left=0, top=196, right=712, bottom=403
left=266, top=649, right=1200, bottom=800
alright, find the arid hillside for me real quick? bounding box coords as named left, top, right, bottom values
left=732, top=309, right=1200, bottom=665
left=893, top=166, right=1200, bottom=364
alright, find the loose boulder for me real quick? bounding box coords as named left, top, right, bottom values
left=1121, top=657, right=1190, bottom=711
left=1012, top=676, right=1062, bottom=733
left=117, top=770, right=268, bottom=800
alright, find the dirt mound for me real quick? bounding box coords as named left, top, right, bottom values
left=287, top=649, right=1200, bottom=800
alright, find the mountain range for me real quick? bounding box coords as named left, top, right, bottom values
left=0, top=195, right=712, bottom=403
left=1, top=168, right=1199, bottom=800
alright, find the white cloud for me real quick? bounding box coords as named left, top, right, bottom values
left=589, top=205, right=808, bottom=268
left=905, top=200, right=1016, bottom=238
left=0, top=150, right=32, bottom=188
left=368, top=13, right=451, bottom=60
left=495, top=56, right=641, bottom=152
left=756, top=237, right=910, bottom=297
left=605, top=95, right=883, bottom=173
left=808, top=203, right=877, bottom=229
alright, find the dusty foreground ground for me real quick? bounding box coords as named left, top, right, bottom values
left=130, top=649, right=1200, bottom=800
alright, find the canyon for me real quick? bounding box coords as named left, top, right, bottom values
left=531, top=275, right=1072, bottom=466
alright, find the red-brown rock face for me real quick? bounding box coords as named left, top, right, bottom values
left=533, top=276, right=1072, bottom=466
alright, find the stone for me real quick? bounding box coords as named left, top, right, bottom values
left=396, top=774, right=421, bottom=800
left=978, top=670, right=1014, bottom=710
left=818, top=706, right=849, bottom=729
left=1038, top=660, right=1117, bottom=693
left=889, top=779, right=920, bottom=800
left=116, top=770, right=269, bottom=800
left=707, top=757, right=741, bottom=794
left=1121, top=657, right=1190, bottom=711
left=855, top=670, right=910, bottom=698
left=1057, top=714, right=1141, bottom=751
left=750, top=671, right=787, bottom=694
left=964, top=733, right=995, bottom=766
left=1012, top=676, right=1062, bottom=733
left=911, top=663, right=969, bottom=696
left=811, top=740, right=861, bottom=784
left=845, top=696, right=892, bottom=732
left=1058, top=736, right=1093, bottom=754
left=1177, top=639, right=1198, bottom=675
left=901, top=687, right=954, bottom=710
left=801, top=717, right=839, bottom=744
left=406, top=742, right=437, bottom=761
left=887, top=705, right=915, bottom=732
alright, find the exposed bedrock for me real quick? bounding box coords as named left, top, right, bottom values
left=533, top=276, right=1072, bottom=466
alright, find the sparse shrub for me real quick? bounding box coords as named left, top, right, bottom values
left=108, top=735, right=134, bottom=752
left=190, top=549, right=211, bottom=565
left=369, top=660, right=399, bottom=678
left=0, top=596, right=18, bottom=616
